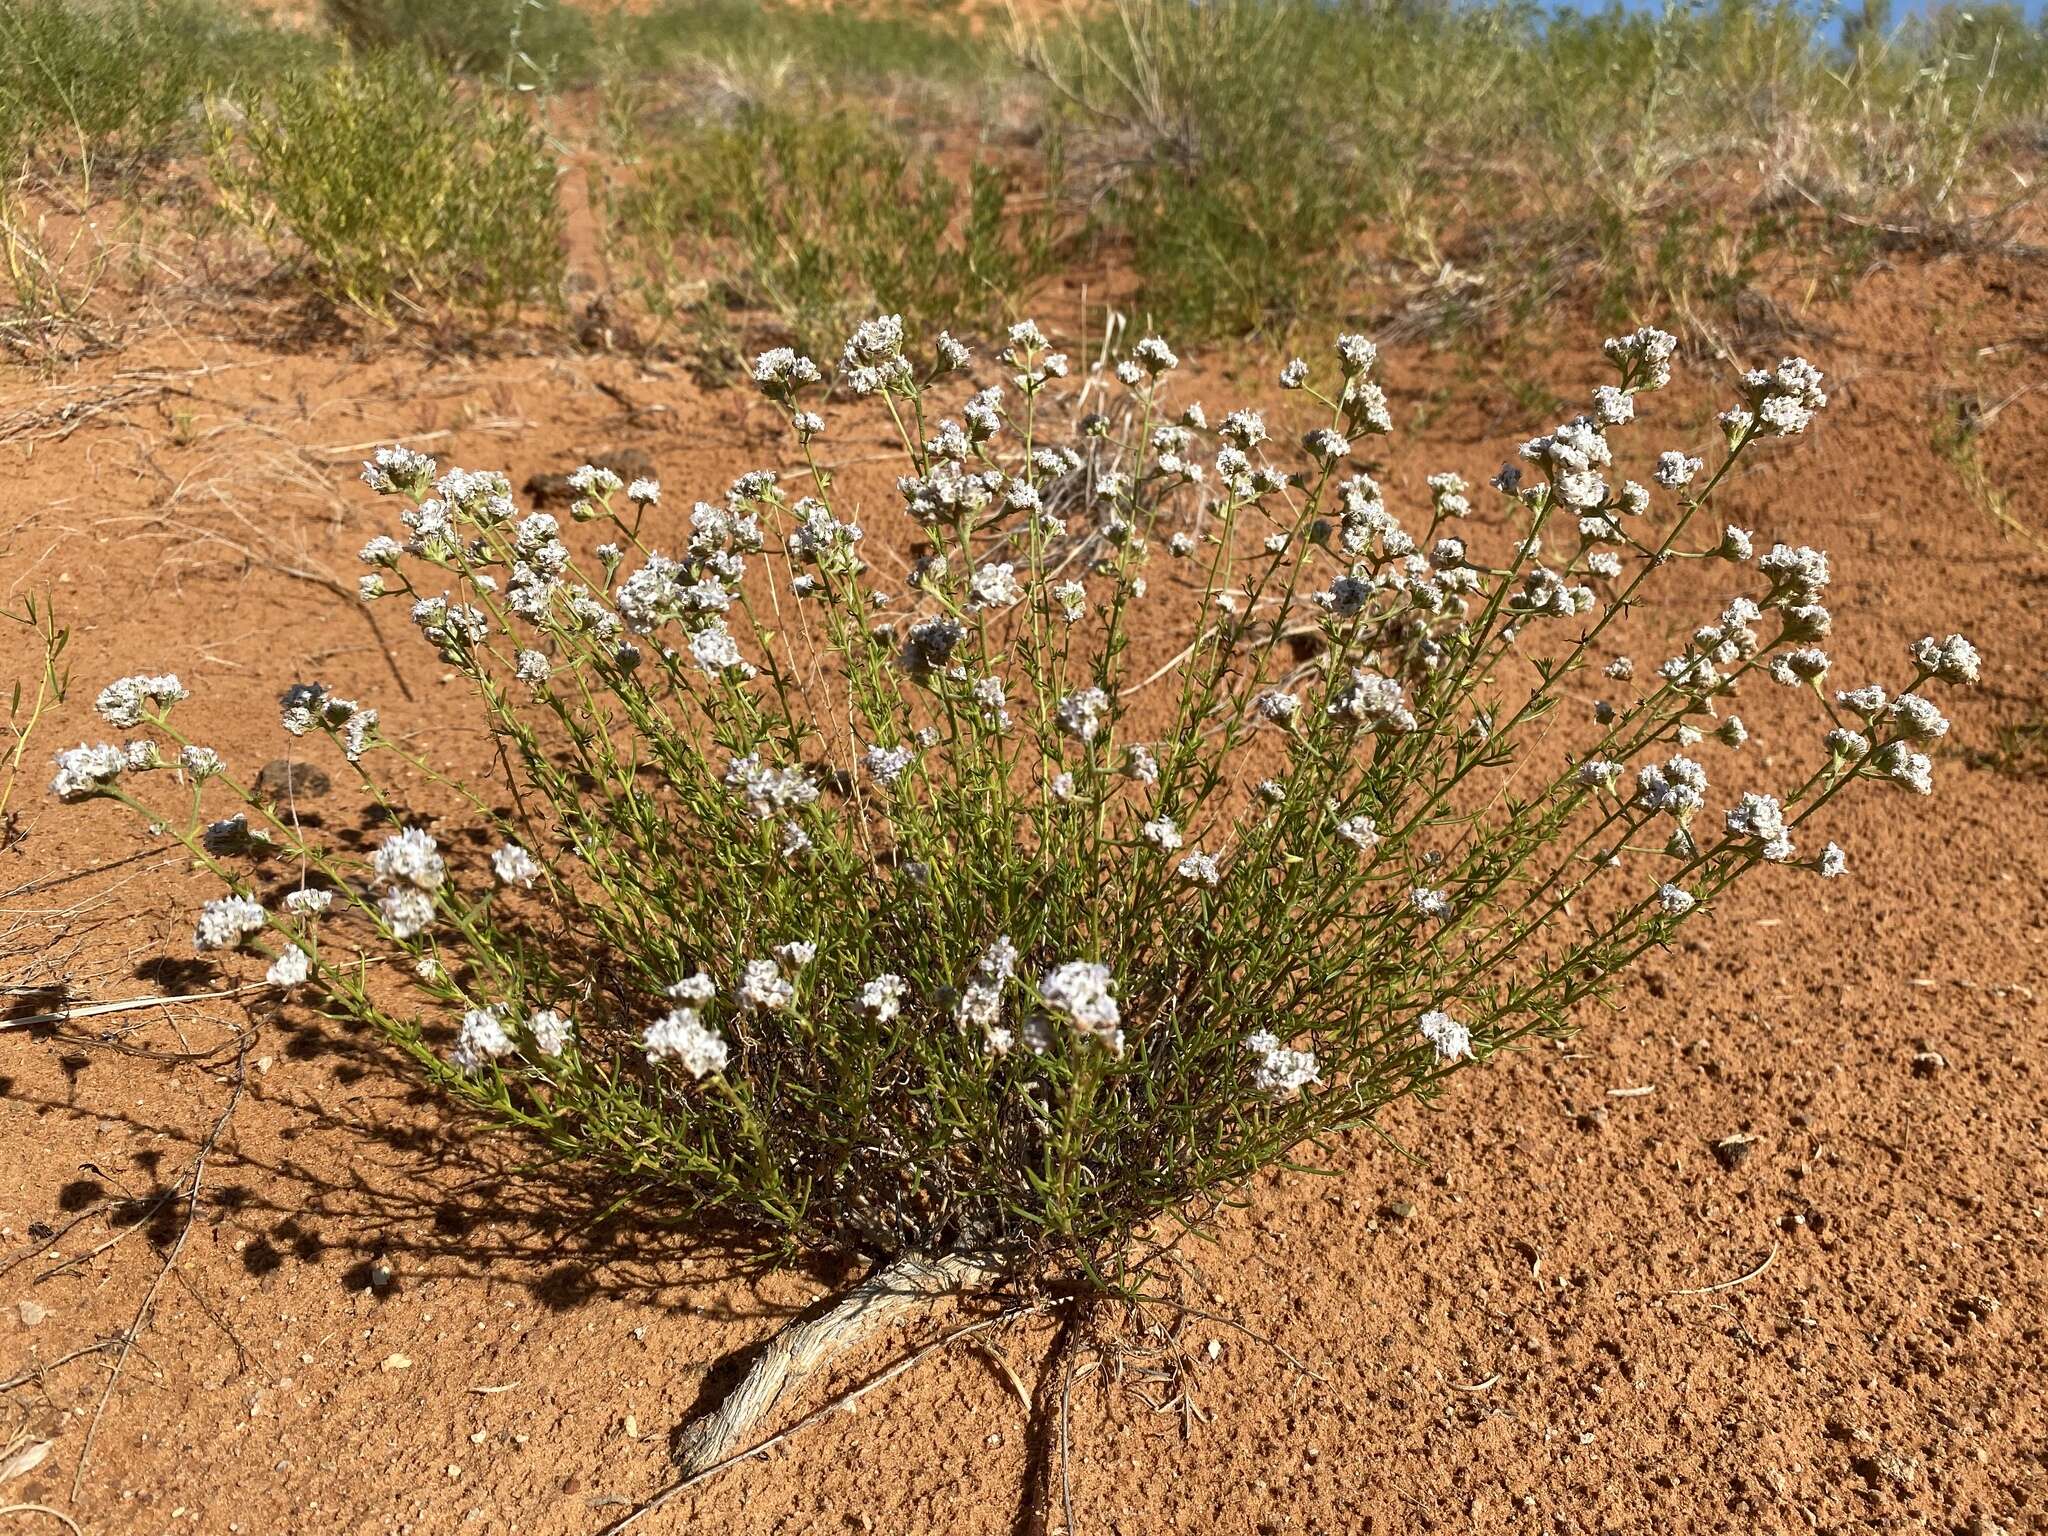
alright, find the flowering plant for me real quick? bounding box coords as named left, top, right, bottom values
left=58, top=320, right=1973, bottom=1305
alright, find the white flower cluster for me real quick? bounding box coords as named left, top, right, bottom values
left=194, top=894, right=266, bottom=952
left=453, top=1006, right=515, bottom=1073
left=1418, top=1009, right=1472, bottom=1063
left=94, top=673, right=186, bottom=728
left=50, top=742, right=130, bottom=801
left=372, top=826, right=443, bottom=940
left=491, top=843, right=540, bottom=888
left=1244, top=1030, right=1319, bottom=1097
left=643, top=1008, right=729, bottom=1078
left=1326, top=670, right=1415, bottom=732
left=1037, top=959, right=1122, bottom=1055
left=959, top=936, right=1019, bottom=1049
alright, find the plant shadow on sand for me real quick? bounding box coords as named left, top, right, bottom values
left=3, top=992, right=1115, bottom=1529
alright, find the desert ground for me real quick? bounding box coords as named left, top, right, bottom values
left=3, top=4, right=2047, bottom=1533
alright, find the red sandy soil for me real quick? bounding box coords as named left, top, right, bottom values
left=1, top=238, right=2045, bottom=1536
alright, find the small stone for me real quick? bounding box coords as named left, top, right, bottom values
left=1911, top=1049, right=1947, bottom=1077
left=1965, top=1516, right=2010, bottom=1536
left=1712, top=1135, right=1757, bottom=1172
left=369, top=1256, right=394, bottom=1290
left=1385, top=1199, right=1415, bottom=1221
left=16, top=1299, right=48, bottom=1328
left=381, top=1353, right=411, bottom=1371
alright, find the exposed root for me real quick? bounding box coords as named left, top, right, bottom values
left=671, top=1249, right=994, bottom=1478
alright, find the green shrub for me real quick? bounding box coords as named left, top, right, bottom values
left=320, top=0, right=596, bottom=88
left=1022, top=0, right=2048, bottom=344
left=208, top=52, right=564, bottom=322
left=0, top=0, right=322, bottom=164
left=623, top=0, right=995, bottom=91
left=61, top=320, right=1973, bottom=1284
left=606, top=104, right=1063, bottom=359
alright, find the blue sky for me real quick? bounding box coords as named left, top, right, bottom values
left=1564, top=0, right=2044, bottom=18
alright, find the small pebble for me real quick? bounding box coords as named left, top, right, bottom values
left=1712, top=1135, right=1757, bottom=1172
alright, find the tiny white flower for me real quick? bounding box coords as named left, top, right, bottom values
left=1038, top=960, right=1122, bottom=1052
left=1245, top=1029, right=1320, bottom=1096
left=1418, top=1010, right=1472, bottom=1063
left=860, top=974, right=908, bottom=1023
left=642, top=1009, right=729, bottom=1077
left=526, top=1008, right=573, bottom=1055
left=667, top=972, right=717, bottom=1004
left=373, top=827, right=445, bottom=891
left=491, top=843, right=540, bottom=888
left=266, top=946, right=311, bottom=989
left=452, top=1007, right=516, bottom=1073
left=194, top=894, right=265, bottom=952
left=739, top=959, right=794, bottom=1012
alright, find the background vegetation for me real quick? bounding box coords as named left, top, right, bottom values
left=0, top=0, right=2044, bottom=345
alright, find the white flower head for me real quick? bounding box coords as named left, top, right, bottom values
left=1418, top=1009, right=1472, bottom=1064
left=1334, top=815, right=1378, bottom=852
left=266, top=945, right=311, bottom=989
left=643, top=1009, right=729, bottom=1077
left=1038, top=960, right=1122, bottom=1052
left=50, top=742, right=127, bottom=801
left=373, top=827, right=446, bottom=891
left=860, top=974, right=908, bottom=1023
left=1056, top=688, right=1110, bottom=744
left=94, top=674, right=187, bottom=729
left=1910, top=633, right=1980, bottom=685
left=739, top=959, right=794, bottom=1012
left=1245, top=1030, right=1320, bottom=1096
left=491, top=843, right=540, bottom=888
left=283, top=888, right=333, bottom=919
left=527, top=1008, right=574, bottom=1056
left=378, top=886, right=435, bottom=940
left=1653, top=451, right=1703, bottom=490
left=194, top=894, right=265, bottom=952
left=667, top=972, right=717, bottom=1004
left=360, top=445, right=437, bottom=495
left=452, top=1006, right=515, bottom=1073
